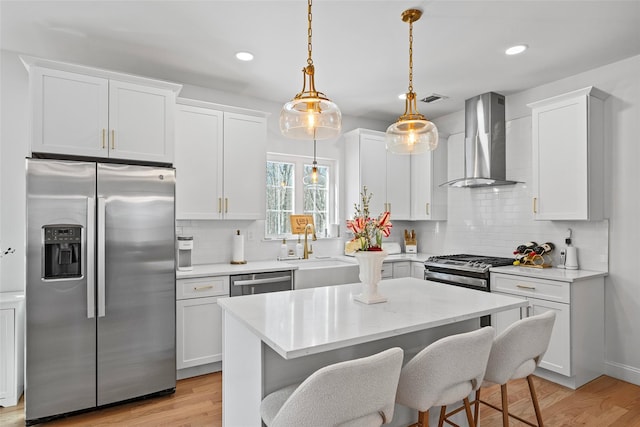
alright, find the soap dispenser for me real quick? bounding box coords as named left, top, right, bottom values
left=295, top=236, right=304, bottom=258
left=280, top=239, right=288, bottom=259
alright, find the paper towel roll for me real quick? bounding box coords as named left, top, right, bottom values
left=231, top=230, right=246, bottom=264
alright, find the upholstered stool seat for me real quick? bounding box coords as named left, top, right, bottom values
left=260, top=347, right=404, bottom=427
left=395, top=327, right=495, bottom=427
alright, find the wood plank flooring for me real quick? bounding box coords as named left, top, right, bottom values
left=1, top=374, right=638, bottom=426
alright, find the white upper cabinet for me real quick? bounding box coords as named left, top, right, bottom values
left=410, top=146, right=448, bottom=220
left=175, top=104, right=223, bottom=219
left=175, top=99, right=267, bottom=220
left=528, top=87, right=607, bottom=220
left=345, top=128, right=447, bottom=221
left=345, top=129, right=410, bottom=220
left=25, top=57, right=181, bottom=164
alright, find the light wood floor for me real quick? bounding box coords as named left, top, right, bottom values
left=1, top=374, right=639, bottom=426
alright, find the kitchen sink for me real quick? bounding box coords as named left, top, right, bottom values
left=286, top=257, right=360, bottom=289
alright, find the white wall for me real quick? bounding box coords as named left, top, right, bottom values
left=0, top=50, right=28, bottom=292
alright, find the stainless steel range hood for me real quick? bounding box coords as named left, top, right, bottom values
left=443, top=92, right=519, bottom=187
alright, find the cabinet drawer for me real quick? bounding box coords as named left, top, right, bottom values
left=492, top=273, right=569, bottom=303
left=177, top=276, right=229, bottom=300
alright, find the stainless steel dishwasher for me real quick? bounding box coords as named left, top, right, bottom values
left=229, top=270, right=293, bottom=296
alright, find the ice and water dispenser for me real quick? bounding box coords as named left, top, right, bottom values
left=43, top=225, right=82, bottom=279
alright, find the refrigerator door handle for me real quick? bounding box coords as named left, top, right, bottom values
left=86, top=197, right=95, bottom=319
left=97, top=196, right=106, bottom=317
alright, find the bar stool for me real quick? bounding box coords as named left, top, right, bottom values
left=395, top=327, right=495, bottom=427
left=260, top=347, right=404, bottom=427
left=474, top=310, right=556, bottom=427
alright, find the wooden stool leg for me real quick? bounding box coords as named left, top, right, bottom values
left=473, top=389, right=481, bottom=425
left=463, top=397, right=476, bottom=427
left=418, top=409, right=429, bottom=427
left=527, top=375, right=544, bottom=427
left=501, top=384, right=509, bottom=427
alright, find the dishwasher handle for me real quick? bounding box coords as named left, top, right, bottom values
left=233, top=275, right=292, bottom=286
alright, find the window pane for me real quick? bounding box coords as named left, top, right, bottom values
left=266, top=161, right=295, bottom=236
left=303, top=164, right=329, bottom=236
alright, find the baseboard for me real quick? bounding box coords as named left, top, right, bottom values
left=177, top=361, right=222, bottom=380
left=605, top=360, right=640, bottom=386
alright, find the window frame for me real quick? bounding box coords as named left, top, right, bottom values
left=266, top=152, right=338, bottom=239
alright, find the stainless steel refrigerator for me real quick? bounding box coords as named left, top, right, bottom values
left=25, top=159, right=176, bottom=424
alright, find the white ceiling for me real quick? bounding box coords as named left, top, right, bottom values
left=2, top=1, right=640, bottom=122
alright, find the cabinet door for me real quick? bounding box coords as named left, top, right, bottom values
left=387, top=153, right=411, bottom=220
left=0, top=309, right=15, bottom=402
left=529, top=298, right=571, bottom=376
left=392, top=261, right=411, bottom=278
left=108, top=80, right=175, bottom=164
left=175, top=105, right=224, bottom=219
left=176, top=296, right=225, bottom=370
left=491, top=301, right=522, bottom=337
left=411, top=262, right=425, bottom=279
left=222, top=113, right=267, bottom=220
left=411, top=147, right=448, bottom=220
left=31, top=67, right=109, bottom=157
left=532, top=94, right=589, bottom=220
left=359, top=133, right=387, bottom=215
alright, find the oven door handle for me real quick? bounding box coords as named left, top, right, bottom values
left=424, top=270, right=488, bottom=290
left=233, top=275, right=292, bottom=286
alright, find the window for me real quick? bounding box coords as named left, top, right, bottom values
left=266, top=153, right=336, bottom=239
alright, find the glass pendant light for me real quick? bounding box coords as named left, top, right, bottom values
left=386, top=9, right=438, bottom=154
left=303, top=139, right=325, bottom=187
left=280, top=0, right=341, bottom=140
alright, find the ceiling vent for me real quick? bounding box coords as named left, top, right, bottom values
left=420, top=93, right=448, bottom=103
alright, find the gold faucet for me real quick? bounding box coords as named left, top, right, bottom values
left=303, top=223, right=317, bottom=259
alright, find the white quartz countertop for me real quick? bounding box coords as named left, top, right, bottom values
left=490, top=265, right=608, bottom=282
left=217, top=278, right=528, bottom=359
left=176, top=261, right=297, bottom=279
left=176, top=252, right=434, bottom=279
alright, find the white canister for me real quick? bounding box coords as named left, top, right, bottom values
left=177, top=236, right=194, bottom=271
left=565, top=246, right=579, bottom=270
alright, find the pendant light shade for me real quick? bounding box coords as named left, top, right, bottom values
left=280, top=0, right=341, bottom=140
left=386, top=9, right=438, bottom=154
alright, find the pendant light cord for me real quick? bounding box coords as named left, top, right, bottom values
left=307, top=0, right=313, bottom=66
left=408, top=18, right=414, bottom=94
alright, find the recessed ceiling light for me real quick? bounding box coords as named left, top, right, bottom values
left=505, top=44, right=528, bottom=56
left=235, top=51, right=254, bottom=61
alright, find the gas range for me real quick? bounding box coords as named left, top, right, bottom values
left=424, top=254, right=515, bottom=276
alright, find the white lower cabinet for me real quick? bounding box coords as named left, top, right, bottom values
left=382, top=261, right=411, bottom=280
left=176, top=277, right=229, bottom=377
left=0, top=292, right=24, bottom=407
left=411, top=261, right=425, bottom=279
left=490, top=271, right=604, bottom=389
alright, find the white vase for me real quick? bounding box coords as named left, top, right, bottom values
left=353, top=250, right=388, bottom=304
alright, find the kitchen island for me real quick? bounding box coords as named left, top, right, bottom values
left=218, top=278, right=528, bottom=427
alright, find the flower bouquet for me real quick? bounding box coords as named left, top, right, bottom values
left=345, top=186, right=392, bottom=254
left=346, top=187, right=392, bottom=304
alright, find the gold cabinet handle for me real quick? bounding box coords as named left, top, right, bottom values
left=111, top=130, right=115, bottom=149
left=225, top=198, right=228, bottom=213
left=426, top=203, right=430, bottom=216
left=533, top=197, right=537, bottom=213
left=517, top=284, right=536, bottom=290
left=218, top=198, right=222, bottom=213
left=193, top=285, right=213, bottom=291
left=102, top=129, right=106, bottom=149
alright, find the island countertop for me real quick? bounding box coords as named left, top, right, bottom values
left=217, top=278, right=528, bottom=359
